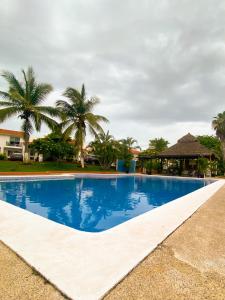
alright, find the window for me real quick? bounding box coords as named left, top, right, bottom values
left=9, top=136, right=20, bottom=145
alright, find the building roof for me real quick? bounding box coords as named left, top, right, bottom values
left=0, top=128, right=24, bottom=138
left=130, top=148, right=141, bottom=155
left=158, top=133, right=214, bottom=158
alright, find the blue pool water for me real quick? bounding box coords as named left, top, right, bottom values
left=0, top=176, right=213, bottom=232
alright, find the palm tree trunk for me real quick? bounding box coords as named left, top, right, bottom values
left=79, top=129, right=85, bottom=168
left=23, top=133, right=30, bottom=163
left=74, top=132, right=85, bottom=168
left=80, top=146, right=84, bottom=168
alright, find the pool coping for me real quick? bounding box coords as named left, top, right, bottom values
left=0, top=174, right=224, bottom=300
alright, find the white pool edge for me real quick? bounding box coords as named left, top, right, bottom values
left=0, top=175, right=224, bottom=300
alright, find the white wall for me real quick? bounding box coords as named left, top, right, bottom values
left=0, top=135, right=24, bottom=156
left=0, top=135, right=9, bottom=154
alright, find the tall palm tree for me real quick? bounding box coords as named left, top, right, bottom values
left=56, top=84, right=108, bottom=167
left=212, top=112, right=225, bottom=164
left=0, top=67, right=58, bottom=162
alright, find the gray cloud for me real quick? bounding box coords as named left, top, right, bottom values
left=0, top=0, right=224, bottom=147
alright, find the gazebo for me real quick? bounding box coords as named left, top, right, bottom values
left=158, top=133, right=215, bottom=176
left=140, top=133, right=216, bottom=176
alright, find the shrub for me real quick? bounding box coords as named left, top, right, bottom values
left=144, top=160, right=153, bottom=174
left=144, top=159, right=161, bottom=174
left=197, top=157, right=209, bottom=176
left=0, top=153, right=6, bottom=160
left=30, top=137, right=74, bottom=161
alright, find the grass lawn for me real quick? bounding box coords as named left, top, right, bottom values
left=0, top=160, right=116, bottom=173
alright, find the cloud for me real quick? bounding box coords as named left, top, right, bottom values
left=0, top=0, right=224, bottom=147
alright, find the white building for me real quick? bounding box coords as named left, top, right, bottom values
left=0, top=128, right=25, bottom=159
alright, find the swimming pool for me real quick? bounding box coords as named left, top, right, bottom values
left=0, top=175, right=213, bottom=232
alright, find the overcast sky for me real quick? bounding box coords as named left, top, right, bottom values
left=0, top=0, right=224, bottom=148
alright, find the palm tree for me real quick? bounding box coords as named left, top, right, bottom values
left=48, top=122, right=72, bottom=142
left=96, top=130, right=114, bottom=144
left=90, top=131, right=119, bottom=170
left=120, top=137, right=139, bottom=150
left=56, top=84, right=108, bottom=167
left=212, top=112, right=225, bottom=164
left=0, top=67, right=58, bottom=162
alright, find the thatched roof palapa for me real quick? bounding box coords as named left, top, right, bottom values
left=158, top=133, right=214, bottom=159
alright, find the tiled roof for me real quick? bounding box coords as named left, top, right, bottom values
left=0, top=128, right=24, bottom=138
left=130, top=148, right=141, bottom=155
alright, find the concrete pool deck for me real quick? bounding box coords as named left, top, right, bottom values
left=105, top=183, right=225, bottom=300
left=0, top=181, right=225, bottom=299
left=0, top=175, right=224, bottom=299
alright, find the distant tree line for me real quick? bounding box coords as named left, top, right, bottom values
left=0, top=67, right=225, bottom=173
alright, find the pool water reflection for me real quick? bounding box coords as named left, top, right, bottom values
left=0, top=176, right=213, bottom=232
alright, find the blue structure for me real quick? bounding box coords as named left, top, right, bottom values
left=116, top=159, right=136, bottom=173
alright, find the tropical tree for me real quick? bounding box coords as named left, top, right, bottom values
left=0, top=67, right=57, bottom=162
left=212, top=112, right=225, bottom=172
left=117, top=138, right=133, bottom=171
left=119, top=137, right=140, bottom=150
left=56, top=84, right=108, bottom=167
left=30, top=135, right=74, bottom=161
left=197, top=134, right=223, bottom=175
left=197, top=135, right=222, bottom=159
left=90, top=131, right=120, bottom=169
left=141, top=137, right=169, bottom=156
left=149, top=137, right=169, bottom=154
left=197, top=157, right=209, bottom=178
left=48, top=122, right=72, bottom=142
left=90, top=132, right=136, bottom=170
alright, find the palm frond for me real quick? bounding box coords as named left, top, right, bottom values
left=212, top=112, right=225, bottom=140
left=1, top=70, right=25, bottom=97
left=59, top=119, right=73, bottom=129
left=63, top=123, right=76, bottom=139
left=22, top=69, right=29, bottom=98
left=27, top=67, right=35, bottom=85
left=0, top=101, right=17, bottom=107
left=0, top=90, right=28, bottom=107
left=35, top=113, right=58, bottom=131
left=23, top=67, right=37, bottom=99
left=63, top=88, right=82, bottom=104
left=56, top=100, right=76, bottom=120
left=0, top=91, right=11, bottom=100
left=85, top=113, right=108, bottom=133
left=88, top=125, right=98, bottom=139
left=35, top=106, right=59, bottom=117
left=8, top=90, right=27, bottom=106
left=81, top=84, right=86, bottom=99
left=0, top=107, right=18, bottom=122
left=97, top=130, right=114, bottom=143
left=31, top=113, right=41, bottom=131
left=92, top=114, right=109, bottom=123
left=56, top=100, right=73, bottom=111
left=85, top=97, right=100, bottom=111
left=31, top=83, right=53, bottom=105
